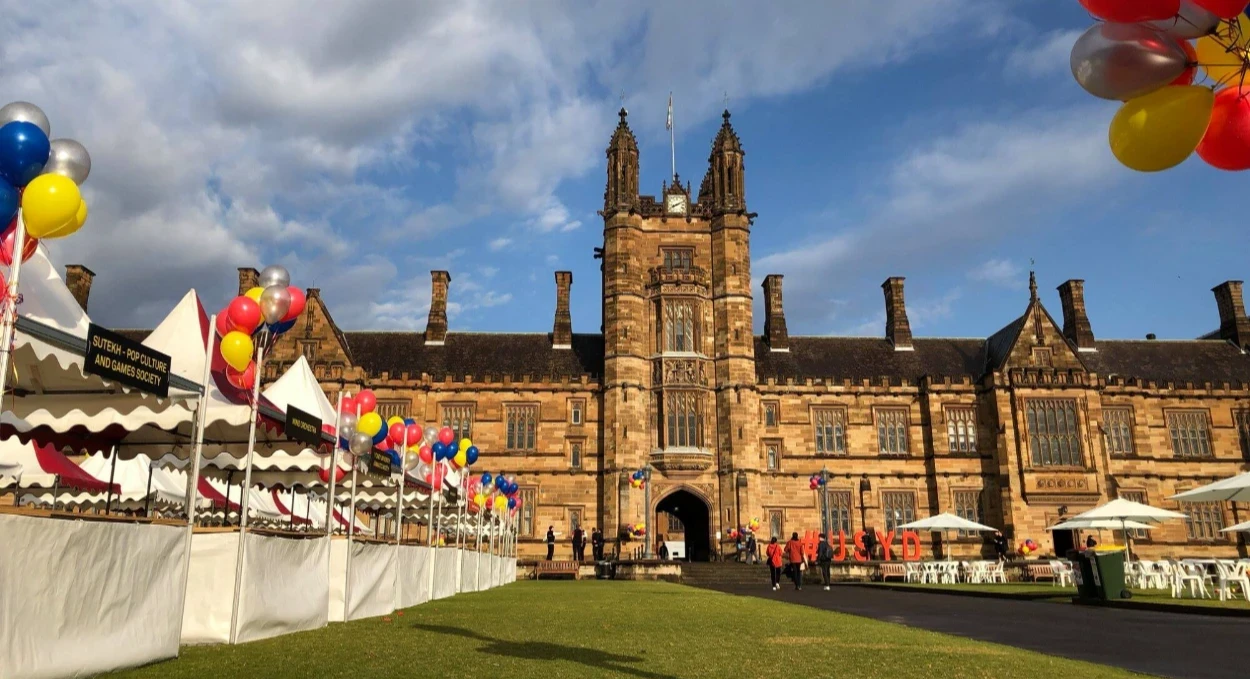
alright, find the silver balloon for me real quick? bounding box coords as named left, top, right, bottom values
left=0, top=101, right=50, bottom=136
left=349, top=431, right=373, bottom=455
left=340, top=451, right=356, bottom=466
left=404, top=450, right=420, bottom=471
left=259, top=284, right=292, bottom=324
left=1070, top=23, right=1189, bottom=101
left=340, top=412, right=358, bottom=435
left=416, top=461, right=432, bottom=479
left=424, top=426, right=439, bottom=444
left=1148, top=1, right=1220, bottom=40
left=43, top=139, right=91, bottom=185
left=258, top=264, right=290, bottom=290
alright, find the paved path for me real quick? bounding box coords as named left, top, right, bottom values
left=708, top=583, right=1248, bottom=679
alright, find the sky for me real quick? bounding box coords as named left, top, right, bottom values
left=4, top=0, right=1247, bottom=341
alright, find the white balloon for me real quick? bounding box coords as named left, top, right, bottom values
left=0, top=101, right=50, bottom=136
left=258, top=264, right=290, bottom=290
left=349, top=431, right=373, bottom=455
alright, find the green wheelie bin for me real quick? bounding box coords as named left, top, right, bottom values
left=1073, top=548, right=1129, bottom=601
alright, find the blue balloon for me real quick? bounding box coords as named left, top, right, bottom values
left=431, top=441, right=446, bottom=460
left=481, top=473, right=492, bottom=487
left=404, top=418, right=416, bottom=426
left=508, top=497, right=517, bottom=510
left=466, top=446, right=479, bottom=465
left=494, top=475, right=507, bottom=490
left=0, top=178, right=16, bottom=226
left=0, top=122, right=49, bottom=187
left=270, top=318, right=296, bottom=335
left=387, top=449, right=401, bottom=467
left=338, top=436, right=349, bottom=450
left=371, top=427, right=387, bottom=445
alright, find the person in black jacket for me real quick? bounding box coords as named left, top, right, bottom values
left=591, top=527, right=605, bottom=561
left=863, top=527, right=878, bottom=561
left=992, top=531, right=1008, bottom=562
left=545, top=526, right=556, bottom=560
left=572, top=526, right=585, bottom=562
left=817, top=533, right=835, bottom=591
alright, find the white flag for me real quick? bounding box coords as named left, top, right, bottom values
left=666, top=93, right=673, bottom=131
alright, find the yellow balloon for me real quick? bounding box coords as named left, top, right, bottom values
left=219, top=331, right=254, bottom=372
left=493, top=496, right=507, bottom=511
left=459, top=438, right=472, bottom=451
left=245, top=286, right=263, bottom=302
left=387, top=415, right=404, bottom=428
left=1197, top=15, right=1250, bottom=87
left=21, top=174, right=82, bottom=238
left=42, top=200, right=88, bottom=240
left=453, top=449, right=468, bottom=468
left=474, top=493, right=486, bottom=508
left=358, top=411, right=383, bottom=437
left=1109, top=85, right=1214, bottom=172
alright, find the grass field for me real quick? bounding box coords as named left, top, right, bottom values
left=873, top=582, right=1250, bottom=609
left=105, top=581, right=1148, bottom=679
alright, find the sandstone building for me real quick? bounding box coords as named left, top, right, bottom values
left=109, top=109, right=1250, bottom=560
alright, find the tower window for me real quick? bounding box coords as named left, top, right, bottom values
left=665, top=391, right=703, bottom=448
left=814, top=408, right=847, bottom=455
left=505, top=405, right=538, bottom=451
left=664, top=299, right=697, bottom=352
left=662, top=248, right=693, bottom=272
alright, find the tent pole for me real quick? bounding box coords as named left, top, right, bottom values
left=0, top=212, right=29, bottom=409
left=144, top=462, right=154, bottom=517
left=51, top=474, right=59, bottom=511
left=325, top=391, right=345, bottom=535
left=106, top=446, right=118, bottom=515
left=427, top=466, right=438, bottom=601
left=228, top=342, right=266, bottom=645
left=175, top=313, right=216, bottom=646
left=344, top=400, right=361, bottom=617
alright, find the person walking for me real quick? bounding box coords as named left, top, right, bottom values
left=816, top=532, right=834, bottom=591
left=863, top=526, right=878, bottom=561
left=785, top=532, right=805, bottom=591
left=745, top=532, right=758, bottom=565
left=1085, top=534, right=1098, bottom=550
left=765, top=536, right=783, bottom=591
left=992, top=530, right=1008, bottom=562
left=591, top=527, right=604, bottom=561
left=657, top=534, right=669, bottom=560
left=572, top=525, right=585, bottom=562
left=545, top=526, right=556, bottom=561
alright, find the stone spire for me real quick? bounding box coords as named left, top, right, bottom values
left=604, top=108, right=639, bottom=213
left=707, top=110, right=745, bottom=213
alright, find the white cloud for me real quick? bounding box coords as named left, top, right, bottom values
left=488, top=237, right=513, bottom=252
left=969, top=258, right=1025, bottom=289
left=1007, top=29, right=1082, bottom=79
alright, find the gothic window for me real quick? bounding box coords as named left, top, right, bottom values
left=376, top=400, right=410, bottom=422
left=820, top=490, right=852, bottom=535
left=945, top=407, right=977, bottom=454
left=570, top=400, right=584, bottom=426
left=299, top=340, right=317, bottom=363
left=763, top=402, right=779, bottom=428
left=953, top=490, right=982, bottom=538
left=766, top=443, right=779, bottom=471
left=519, top=488, right=537, bottom=537
left=1118, top=491, right=1150, bottom=539
left=665, top=391, right=703, bottom=448
left=1167, top=410, right=1212, bottom=458
left=768, top=510, right=784, bottom=539
left=1025, top=399, right=1083, bottom=467
left=506, top=405, right=538, bottom=451
left=1182, top=501, right=1225, bottom=541
left=667, top=513, right=684, bottom=533
left=664, top=299, right=697, bottom=352
left=814, top=408, right=847, bottom=455
left=662, top=248, right=693, bottom=272
left=1237, top=409, right=1250, bottom=459
left=1103, top=407, right=1135, bottom=457
left=876, top=408, right=909, bottom=456
left=882, top=491, right=916, bottom=540
left=570, top=442, right=582, bottom=469
left=441, top=404, right=474, bottom=441
left=1031, top=347, right=1053, bottom=366
left=568, top=509, right=582, bottom=533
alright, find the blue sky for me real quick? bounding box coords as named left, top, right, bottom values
left=5, top=1, right=1245, bottom=340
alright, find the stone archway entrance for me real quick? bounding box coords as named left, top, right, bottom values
left=655, top=489, right=711, bottom=562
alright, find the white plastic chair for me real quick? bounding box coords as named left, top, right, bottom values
left=1173, top=561, right=1210, bottom=599
left=904, top=562, right=922, bottom=583
left=1048, top=560, right=1073, bottom=587
left=986, top=561, right=1007, bottom=583
left=1214, top=561, right=1250, bottom=602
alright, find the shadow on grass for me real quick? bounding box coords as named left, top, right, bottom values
left=412, top=624, right=678, bottom=679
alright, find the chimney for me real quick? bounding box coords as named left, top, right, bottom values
left=553, top=271, right=573, bottom=349
left=1146, top=333, right=1156, bottom=340
left=237, top=267, right=259, bottom=295
left=1057, top=279, right=1096, bottom=352
left=64, top=264, right=94, bottom=313
left=1212, top=280, right=1250, bottom=350
left=882, top=277, right=913, bottom=351
left=426, top=270, right=451, bottom=345
left=762, top=274, right=789, bottom=352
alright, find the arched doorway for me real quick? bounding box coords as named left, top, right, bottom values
left=655, top=488, right=711, bottom=562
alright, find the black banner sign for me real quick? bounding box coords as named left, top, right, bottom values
left=285, top=405, right=323, bottom=447
left=84, top=324, right=171, bottom=398
left=367, top=451, right=396, bottom=478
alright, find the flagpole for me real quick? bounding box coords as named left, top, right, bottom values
left=668, top=92, right=676, bottom=180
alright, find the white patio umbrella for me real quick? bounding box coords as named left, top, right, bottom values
left=898, top=512, right=997, bottom=559
left=1047, top=518, right=1156, bottom=531
left=1220, top=519, right=1250, bottom=533
left=1068, top=498, right=1186, bottom=561
left=1171, top=472, right=1250, bottom=503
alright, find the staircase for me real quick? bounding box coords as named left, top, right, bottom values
left=680, top=561, right=772, bottom=589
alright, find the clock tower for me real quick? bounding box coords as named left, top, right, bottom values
left=599, top=108, right=757, bottom=559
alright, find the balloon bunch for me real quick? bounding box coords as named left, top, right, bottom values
left=747, top=517, right=761, bottom=533
left=629, top=469, right=647, bottom=489
left=808, top=474, right=827, bottom=491
left=1018, top=538, right=1041, bottom=556
left=469, top=472, right=521, bottom=514
left=727, top=528, right=742, bottom=540
left=336, top=389, right=383, bottom=467
left=1072, top=1, right=1250, bottom=171
left=0, top=101, right=92, bottom=267
left=630, top=522, right=646, bottom=537
left=214, top=265, right=305, bottom=390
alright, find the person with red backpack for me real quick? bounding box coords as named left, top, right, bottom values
left=765, top=536, right=783, bottom=591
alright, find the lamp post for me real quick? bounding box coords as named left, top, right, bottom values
left=820, top=466, right=830, bottom=536
left=858, top=475, right=871, bottom=533
left=642, top=463, right=653, bottom=559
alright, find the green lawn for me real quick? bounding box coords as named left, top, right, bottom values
left=105, top=581, right=1148, bottom=679
left=874, top=582, right=1250, bottom=609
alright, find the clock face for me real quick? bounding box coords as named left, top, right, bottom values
left=666, top=194, right=688, bottom=215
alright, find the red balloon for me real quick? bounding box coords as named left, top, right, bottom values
left=214, top=308, right=233, bottom=337
left=1198, top=86, right=1250, bottom=170
left=0, top=223, right=37, bottom=267
left=1194, top=0, right=1250, bottom=18
left=226, top=361, right=256, bottom=390
left=425, top=465, right=444, bottom=491
left=340, top=395, right=356, bottom=414
left=437, top=426, right=455, bottom=446
left=283, top=286, right=306, bottom=322
left=418, top=445, right=433, bottom=464
left=405, top=423, right=422, bottom=444
left=1079, top=0, right=1180, bottom=22
left=318, top=464, right=347, bottom=484
left=356, top=390, right=377, bottom=414
left=226, top=295, right=262, bottom=334
left=1172, top=40, right=1197, bottom=86
left=388, top=422, right=406, bottom=445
